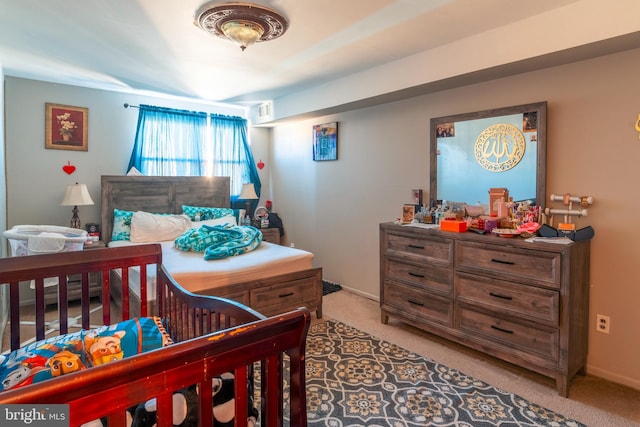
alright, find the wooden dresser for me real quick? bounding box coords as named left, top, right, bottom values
left=380, top=222, right=590, bottom=397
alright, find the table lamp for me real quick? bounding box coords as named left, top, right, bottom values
left=61, top=183, right=94, bottom=228
left=238, top=183, right=258, bottom=220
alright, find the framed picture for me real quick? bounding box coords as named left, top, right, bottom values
left=312, top=122, right=338, bottom=161
left=401, top=204, right=415, bottom=224
left=45, top=103, right=88, bottom=151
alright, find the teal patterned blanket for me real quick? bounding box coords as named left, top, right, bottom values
left=174, top=224, right=262, bottom=260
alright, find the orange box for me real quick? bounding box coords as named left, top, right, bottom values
left=440, top=219, right=467, bottom=233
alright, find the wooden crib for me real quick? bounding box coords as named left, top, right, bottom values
left=0, top=244, right=309, bottom=427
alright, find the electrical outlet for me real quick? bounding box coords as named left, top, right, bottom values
left=596, top=314, right=610, bottom=334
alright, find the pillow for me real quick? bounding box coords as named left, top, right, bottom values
left=130, top=211, right=191, bottom=243
left=111, top=209, right=134, bottom=241
left=182, top=205, right=234, bottom=222
left=127, top=166, right=144, bottom=176
left=198, top=215, right=237, bottom=228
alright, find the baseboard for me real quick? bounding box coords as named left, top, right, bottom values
left=338, top=285, right=379, bottom=303
left=587, top=364, right=640, bottom=391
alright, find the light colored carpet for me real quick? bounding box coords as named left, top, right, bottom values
left=320, top=290, right=640, bottom=427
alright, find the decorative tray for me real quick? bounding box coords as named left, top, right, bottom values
left=491, top=228, right=522, bottom=238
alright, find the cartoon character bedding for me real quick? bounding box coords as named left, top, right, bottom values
left=0, top=317, right=258, bottom=427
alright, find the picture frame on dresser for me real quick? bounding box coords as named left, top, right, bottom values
left=401, top=204, right=415, bottom=224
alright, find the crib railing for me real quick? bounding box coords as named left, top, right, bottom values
left=0, top=243, right=310, bottom=427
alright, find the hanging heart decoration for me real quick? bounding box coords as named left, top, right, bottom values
left=257, top=160, right=265, bottom=170
left=62, top=161, right=76, bottom=175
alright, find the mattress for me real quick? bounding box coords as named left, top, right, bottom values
left=109, top=240, right=315, bottom=301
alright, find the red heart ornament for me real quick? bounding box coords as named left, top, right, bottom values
left=63, top=163, right=76, bottom=175
left=257, top=160, right=265, bottom=170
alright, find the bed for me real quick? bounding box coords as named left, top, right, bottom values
left=100, top=175, right=323, bottom=319
left=0, top=243, right=310, bottom=427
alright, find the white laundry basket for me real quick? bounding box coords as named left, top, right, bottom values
left=3, top=225, right=88, bottom=257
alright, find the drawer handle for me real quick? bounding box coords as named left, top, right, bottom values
left=408, top=244, right=425, bottom=250
left=491, top=325, right=514, bottom=334
left=491, top=258, right=514, bottom=265
left=489, top=292, right=513, bottom=301
left=407, top=299, right=424, bottom=307
left=279, top=292, right=294, bottom=298
left=408, top=272, right=425, bottom=278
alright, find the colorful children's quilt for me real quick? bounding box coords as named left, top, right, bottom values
left=0, top=317, right=172, bottom=391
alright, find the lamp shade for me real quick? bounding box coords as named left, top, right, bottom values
left=61, top=183, right=94, bottom=206
left=238, top=183, right=258, bottom=200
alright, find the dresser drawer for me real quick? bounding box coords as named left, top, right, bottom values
left=386, top=259, right=453, bottom=296
left=457, top=306, right=559, bottom=362
left=456, top=241, right=561, bottom=288
left=385, top=232, right=453, bottom=266
left=384, top=280, right=453, bottom=327
left=250, top=279, right=313, bottom=311
left=456, top=272, right=559, bottom=326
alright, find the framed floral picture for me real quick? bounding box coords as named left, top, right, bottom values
left=45, top=103, right=89, bottom=151
left=312, top=122, right=338, bottom=161
left=401, top=204, right=415, bottom=224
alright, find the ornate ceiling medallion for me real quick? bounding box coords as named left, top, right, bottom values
left=195, top=2, right=288, bottom=51
left=474, top=123, right=526, bottom=172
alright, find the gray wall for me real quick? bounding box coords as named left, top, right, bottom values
left=3, top=78, right=265, bottom=229
left=269, top=48, right=640, bottom=391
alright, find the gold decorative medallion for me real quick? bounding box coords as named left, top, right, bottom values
left=474, top=123, right=526, bottom=172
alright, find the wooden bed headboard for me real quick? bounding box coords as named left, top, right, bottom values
left=101, top=175, right=231, bottom=244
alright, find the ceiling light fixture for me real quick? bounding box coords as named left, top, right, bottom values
left=195, top=2, right=288, bottom=51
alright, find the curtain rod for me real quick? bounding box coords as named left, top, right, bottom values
left=123, top=103, right=139, bottom=109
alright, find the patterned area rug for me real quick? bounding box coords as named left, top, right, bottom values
left=292, top=320, right=585, bottom=427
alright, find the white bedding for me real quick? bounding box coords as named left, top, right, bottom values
left=109, top=240, right=314, bottom=302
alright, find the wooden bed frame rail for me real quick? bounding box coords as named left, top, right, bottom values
left=0, top=244, right=310, bottom=427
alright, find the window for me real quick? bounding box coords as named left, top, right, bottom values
left=128, top=104, right=261, bottom=204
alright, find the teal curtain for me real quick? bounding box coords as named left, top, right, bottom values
left=128, top=105, right=261, bottom=205
left=128, top=105, right=207, bottom=176
left=209, top=114, right=261, bottom=210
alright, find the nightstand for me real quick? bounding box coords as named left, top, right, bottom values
left=42, top=241, right=105, bottom=305
left=83, top=240, right=106, bottom=249
left=260, top=228, right=281, bottom=245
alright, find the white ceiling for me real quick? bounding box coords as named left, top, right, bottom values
left=1, top=0, right=592, bottom=109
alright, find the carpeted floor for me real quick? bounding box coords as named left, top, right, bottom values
left=321, top=290, right=640, bottom=426
left=298, top=319, right=585, bottom=427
